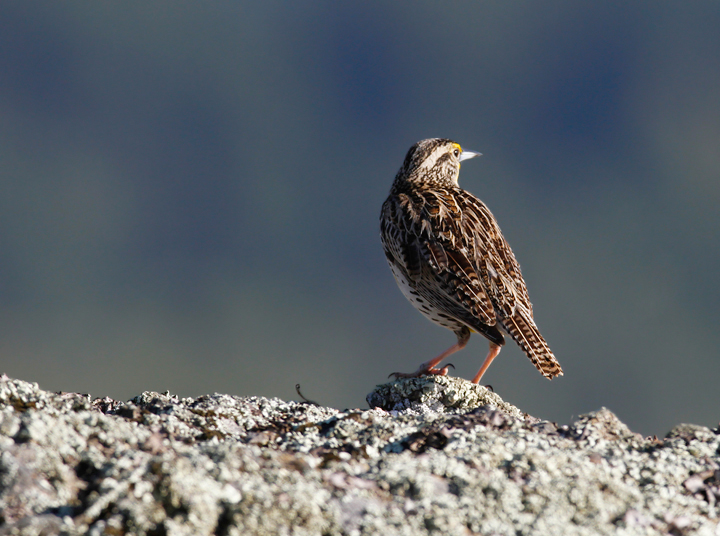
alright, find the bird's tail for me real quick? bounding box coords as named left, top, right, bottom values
left=502, top=313, right=563, bottom=379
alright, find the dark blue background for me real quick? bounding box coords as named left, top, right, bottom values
left=2, top=2, right=719, bottom=435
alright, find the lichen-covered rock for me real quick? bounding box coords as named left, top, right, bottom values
left=366, top=375, right=526, bottom=419
left=0, top=374, right=719, bottom=535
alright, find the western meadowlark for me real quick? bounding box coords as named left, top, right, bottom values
left=380, top=138, right=562, bottom=383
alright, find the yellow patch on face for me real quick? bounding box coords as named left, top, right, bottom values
left=453, top=143, right=463, bottom=168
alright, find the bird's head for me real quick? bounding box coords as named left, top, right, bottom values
left=394, top=138, right=480, bottom=189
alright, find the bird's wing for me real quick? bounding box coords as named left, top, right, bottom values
left=388, top=190, right=497, bottom=326
left=381, top=192, right=496, bottom=328
left=435, top=189, right=562, bottom=378
left=406, top=188, right=533, bottom=320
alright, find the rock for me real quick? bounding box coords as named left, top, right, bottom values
left=366, top=375, right=526, bottom=419
left=0, top=374, right=719, bottom=535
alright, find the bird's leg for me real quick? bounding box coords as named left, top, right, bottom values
left=390, top=328, right=470, bottom=380
left=471, top=342, right=502, bottom=384
left=389, top=342, right=463, bottom=379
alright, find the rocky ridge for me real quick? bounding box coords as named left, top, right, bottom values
left=0, top=374, right=719, bottom=535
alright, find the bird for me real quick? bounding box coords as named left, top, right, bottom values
left=380, top=138, right=563, bottom=384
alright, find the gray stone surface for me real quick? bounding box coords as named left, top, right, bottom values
left=0, top=373, right=719, bottom=535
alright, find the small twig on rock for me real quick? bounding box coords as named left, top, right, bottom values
left=295, top=384, right=320, bottom=406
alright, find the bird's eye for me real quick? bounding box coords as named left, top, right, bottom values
left=453, top=149, right=460, bottom=158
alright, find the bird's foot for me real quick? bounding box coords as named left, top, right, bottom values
left=389, top=363, right=455, bottom=380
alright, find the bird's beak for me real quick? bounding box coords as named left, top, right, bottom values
left=459, top=150, right=481, bottom=162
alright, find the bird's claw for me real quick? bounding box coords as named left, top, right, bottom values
left=389, top=363, right=455, bottom=380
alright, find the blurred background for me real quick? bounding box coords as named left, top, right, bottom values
left=1, top=2, right=718, bottom=436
